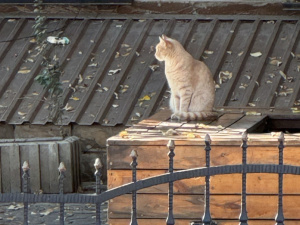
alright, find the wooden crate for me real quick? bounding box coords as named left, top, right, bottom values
left=0, top=136, right=81, bottom=193
left=107, top=112, right=300, bottom=224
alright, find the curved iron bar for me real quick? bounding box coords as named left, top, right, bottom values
left=1, top=164, right=300, bottom=204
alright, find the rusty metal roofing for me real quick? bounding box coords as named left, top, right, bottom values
left=0, top=15, right=299, bottom=126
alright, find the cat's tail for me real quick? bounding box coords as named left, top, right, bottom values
left=172, top=111, right=218, bottom=121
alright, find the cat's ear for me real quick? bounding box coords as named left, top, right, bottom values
left=160, top=35, right=171, bottom=47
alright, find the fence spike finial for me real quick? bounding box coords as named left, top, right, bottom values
left=58, top=162, right=66, bottom=172
left=94, top=158, right=103, bottom=170
left=242, top=131, right=248, bottom=141
left=205, top=134, right=211, bottom=143
left=278, top=132, right=284, bottom=142
left=130, top=149, right=138, bottom=159
left=22, top=161, right=30, bottom=172
left=167, top=139, right=175, bottom=149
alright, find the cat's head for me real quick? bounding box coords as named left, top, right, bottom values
left=155, top=34, right=173, bottom=61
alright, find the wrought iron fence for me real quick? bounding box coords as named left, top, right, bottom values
left=0, top=132, right=298, bottom=225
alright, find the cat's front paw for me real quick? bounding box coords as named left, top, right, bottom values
left=171, top=113, right=180, bottom=120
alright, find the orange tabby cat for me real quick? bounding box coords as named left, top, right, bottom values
left=155, top=34, right=216, bottom=120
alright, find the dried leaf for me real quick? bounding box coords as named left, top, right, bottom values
left=102, top=49, right=106, bottom=53
left=103, top=118, right=109, bottom=124
left=88, top=63, right=98, bottom=67
left=268, top=73, right=276, bottom=78
left=115, top=52, right=120, bottom=58
left=70, top=96, right=80, bottom=101
left=18, top=69, right=31, bottom=74
left=63, top=103, right=74, bottom=111
left=112, top=104, right=119, bottom=108
left=162, top=129, right=178, bottom=136
left=291, top=52, right=295, bottom=58
left=121, top=44, right=130, bottom=48
left=135, top=112, right=141, bottom=117
left=244, top=75, right=251, bottom=80
left=218, top=71, right=233, bottom=84
left=78, top=74, right=83, bottom=84
left=227, top=51, right=232, bottom=55
left=119, top=130, right=128, bottom=138
left=297, top=65, right=300, bottom=72
left=204, top=50, right=214, bottom=55
left=149, top=64, right=159, bottom=72
left=18, top=111, right=27, bottom=116
left=250, top=52, right=262, bottom=57
left=246, top=111, right=262, bottom=116
left=266, top=80, right=273, bottom=84
left=86, top=75, right=94, bottom=79
left=139, top=95, right=151, bottom=101
left=114, top=92, right=119, bottom=99
left=32, top=92, right=39, bottom=96
left=248, top=103, right=256, bottom=107
left=239, top=83, right=248, bottom=89
left=186, top=133, right=195, bottom=138
left=135, top=51, right=140, bottom=57
left=116, top=25, right=122, bottom=28
left=122, top=52, right=130, bottom=57
left=108, top=69, right=121, bottom=76
left=269, top=59, right=282, bottom=67
left=238, top=51, right=244, bottom=57
left=103, top=87, right=109, bottom=91
left=78, top=51, right=82, bottom=55
left=279, top=70, right=287, bottom=80
left=215, top=84, right=220, bottom=89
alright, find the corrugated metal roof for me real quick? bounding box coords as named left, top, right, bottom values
left=0, top=15, right=299, bottom=126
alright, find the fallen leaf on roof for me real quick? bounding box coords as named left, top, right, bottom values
left=297, top=65, right=300, bottom=72
left=122, top=52, right=130, bottom=57
left=227, top=51, right=232, bottom=55
left=119, top=130, right=128, bottom=138
left=78, top=51, right=82, bottom=55
left=162, top=129, right=178, bottom=136
left=86, top=75, right=94, bottom=79
left=149, top=64, right=159, bottom=72
left=18, top=69, right=31, bottom=74
left=112, top=104, right=119, bottom=108
left=136, top=51, right=140, bottom=57
left=40, top=209, right=54, bottom=216
left=121, top=44, right=130, bottom=48
left=204, top=50, right=214, bottom=55
left=102, top=49, right=106, bottom=53
left=218, top=71, right=232, bottom=84
left=114, top=92, right=119, bottom=99
left=239, top=83, right=248, bottom=89
left=116, top=25, right=122, bottom=28
left=267, top=20, right=275, bottom=24
left=103, top=118, right=109, bottom=124
left=78, top=74, right=83, bottom=84
left=18, top=111, right=27, bottom=116
left=279, top=70, right=287, bottom=80
left=269, top=59, right=282, bottom=67
left=70, top=96, right=80, bottom=101
left=248, top=103, right=256, bottom=107
left=108, top=69, right=121, bottom=76
left=246, top=111, right=262, bottom=116
left=244, top=75, right=251, bottom=80
left=115, top=52, right=120, bottom=58
left=291, top=108, right=300, bottom=113
left=186, top=133, right=196, bottom=138
left=238, top=51, right=244, bottom=57
left=63, top=103, right=74, bottom=111
left=266, top=80, right=273, bottom=84
left=250, top=52, right=262, bottom=57
left=268, top=73, right=276, bottom=78
left=88, top=63, right=98, bottom=67
left=135, top=112, right=142, bottom=118
left=139, top=95, right=151, bottom=101
left=27, top=58, right=35, bottom=63
left=103, top=87, right=109, bottom=91
left=30, top=38, right=36, bottom=43
left=32, top=92, right=39, bottom=96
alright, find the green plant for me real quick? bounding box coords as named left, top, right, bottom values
left=33, top=0, right=47, bottom=44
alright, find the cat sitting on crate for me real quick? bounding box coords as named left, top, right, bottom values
left=155, top=34, right=217, bottom=121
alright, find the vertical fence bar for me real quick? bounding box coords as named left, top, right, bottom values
left=202, top=134, right=212, bottom=225
left=94, top=158, right=103, bottom=225
left=130, top=150, right=138, bottom=225
left=22, top=161, right=30, bottom=225
left=166, top=140, right=175, bottom=225
left=275, top=132, right=285, bottom=225
left=239, top=132, right=248, bottom=225
left=58, top=162, right=66, bottom=225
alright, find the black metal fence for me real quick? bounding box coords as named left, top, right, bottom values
left=0, top=132, right=299, bottom=225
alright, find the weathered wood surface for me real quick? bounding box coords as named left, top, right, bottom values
left=108, top=219, right=300, bottom=225
left=109, top=194, right=300, bottom=219
left=108, top=145, right=300, bottom=170
left=108, top=170, right=300, bottom=194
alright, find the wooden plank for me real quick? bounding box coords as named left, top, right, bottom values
left=108, top=170, right=300, bottom=195
left=108, top=194, right=300, bottom=219
left=209, top=113, right=245, bottom=130
left=224, top=114, right=268, bottom=133
left=49, top=143, right=59, bottom=193
left=108, top=219, right=300, bottom=225
left=9, top=144, right=21, bottom=193
left=39, top=143, right=50, bottom=193
left=58, top=140, right=73, bottom=193
left=108, top=145, right=243, bottom=170
left=1, top=145, right=10, bottom=192
left=28, top=143, right=41, bottom=194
